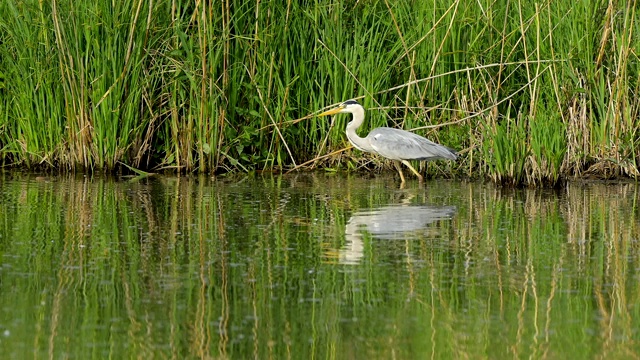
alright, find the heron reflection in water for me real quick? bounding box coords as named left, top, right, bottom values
left=318, top=100, right=457, bottom=185
left=326, top=204, right=457, bottom=265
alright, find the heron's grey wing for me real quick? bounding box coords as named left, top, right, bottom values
left=366, top=127, right=457, bottom=161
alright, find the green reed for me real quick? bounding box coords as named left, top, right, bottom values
left=481, top=113, right=529, bottom=186
left=530, top=110, right=567, bottom=185
left=0, top=0, right=638, bottom=184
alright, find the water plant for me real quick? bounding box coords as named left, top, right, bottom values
left=0, top=0, right=638, bottom=185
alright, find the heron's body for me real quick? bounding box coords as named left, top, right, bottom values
left=319, top=99, right=457, bottom=184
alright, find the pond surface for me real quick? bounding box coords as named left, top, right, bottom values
left=0, top=173, right=639, bottom=358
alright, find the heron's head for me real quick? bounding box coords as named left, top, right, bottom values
left=318, top=99, right=362, bottom=117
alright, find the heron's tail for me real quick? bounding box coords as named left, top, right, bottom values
left=444, top=146, right=458, bottom=160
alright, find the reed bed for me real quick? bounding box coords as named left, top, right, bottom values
left=0, top=0, right=638, bottom=185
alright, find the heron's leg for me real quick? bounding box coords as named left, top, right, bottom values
left=393, top=161, right=406, bottom=184
left=401, top=160, right=424, bottom=183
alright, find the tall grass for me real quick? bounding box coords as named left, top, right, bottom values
left=0, top=0, right=638, bottom=184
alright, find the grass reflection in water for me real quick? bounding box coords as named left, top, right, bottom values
left=0, top=173, right=638, bottom=358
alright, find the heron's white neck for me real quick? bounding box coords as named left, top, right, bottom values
left=345, top=105, right=375, bottom=153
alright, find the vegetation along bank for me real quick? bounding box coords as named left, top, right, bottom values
left=1, top=1, right=638, bottom=186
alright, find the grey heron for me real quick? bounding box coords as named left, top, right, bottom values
left=318, top=99, right=457, bottom=184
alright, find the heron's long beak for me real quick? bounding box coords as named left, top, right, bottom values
left=317, top=106, right=343, bottom=117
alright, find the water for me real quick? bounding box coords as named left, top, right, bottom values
left=0, top=173, right=639, bottom=358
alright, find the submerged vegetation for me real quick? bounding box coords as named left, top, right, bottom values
left=0, top=0, right=639, bottom=185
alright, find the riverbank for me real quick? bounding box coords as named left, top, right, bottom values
left=1, top=1, right=638, bottom=186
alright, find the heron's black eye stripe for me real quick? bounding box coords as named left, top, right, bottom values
left=343, top=99, right=360, bottom=106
